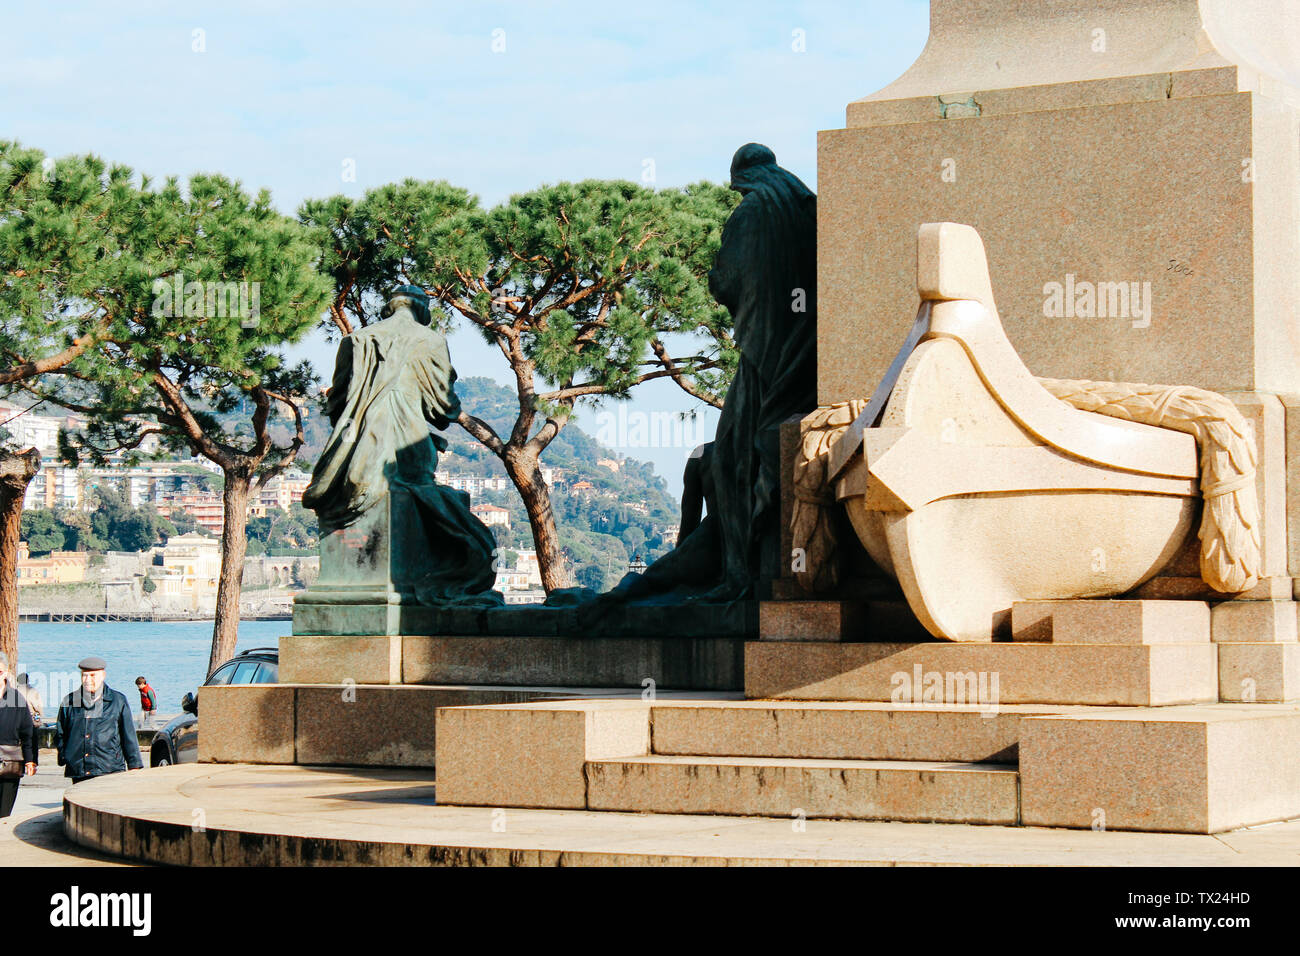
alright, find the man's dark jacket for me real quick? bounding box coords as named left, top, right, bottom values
left=55, top=685, right=142, bottom=779
left=0, top=681, right=36, bottom=764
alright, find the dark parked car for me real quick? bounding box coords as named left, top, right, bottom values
left=149, top=648, right=278, bottom=767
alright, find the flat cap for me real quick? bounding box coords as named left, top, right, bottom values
left=78, top=656, right=107, bottom=671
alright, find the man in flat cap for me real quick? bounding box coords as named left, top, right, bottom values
left=55, top=656, right=142, bottom=784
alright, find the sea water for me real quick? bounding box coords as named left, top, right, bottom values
left=12, top=619, right=286, bottom=723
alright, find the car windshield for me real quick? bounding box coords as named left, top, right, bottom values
left=253, top=662, right=278, bottom=684
left=230, top=660, right=261, bottom=684
left=206, top=663, right=238, bottom=686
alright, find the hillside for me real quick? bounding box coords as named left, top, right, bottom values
left=298, top=376, right=682, bottom=591
left=34, top=374, right=684, bottom=592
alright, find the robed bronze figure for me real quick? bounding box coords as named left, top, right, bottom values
left=602, top=143, right=818, bottom=603
left=303, top=286, right=499, bottom=605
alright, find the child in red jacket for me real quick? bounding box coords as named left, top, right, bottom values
left=135, top=676, right=157, bottom=727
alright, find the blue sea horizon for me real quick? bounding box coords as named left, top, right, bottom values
left=13, top=619, right=287, bottom=724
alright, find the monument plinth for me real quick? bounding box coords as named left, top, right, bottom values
left=183, top=3, right=1300, bottom=850
left=814, top=0, right=1300, bottom=636
left=822, top=0, right=1300, bottom=401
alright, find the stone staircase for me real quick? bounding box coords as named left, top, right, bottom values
left=587, top=754, right=1019, bottom=824
left=599, top=700, right=1040, bottom=824
left=204, top=599, right=1300, bottom=833
left=431, top=597, right=1300, bottom=834
left=437, top=699, right=1105, bottom=826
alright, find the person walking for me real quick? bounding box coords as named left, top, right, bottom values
left=55, top=657, right=142, bottom=785
left=135, top=676, right=157, bottom=729
left=15, top=672, right=43, bottom=726
left=0, top=652, right=37, bottom=820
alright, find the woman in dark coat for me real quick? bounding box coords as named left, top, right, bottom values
left=0, top=651, right=37, bottom=819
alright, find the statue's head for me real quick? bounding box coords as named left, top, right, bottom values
left=381, top=285, right=432, bottom=325
left=728, top=143, right=778, bottom=195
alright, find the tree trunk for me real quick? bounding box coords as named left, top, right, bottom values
left=0, top=448, right=40, bottom=669
left=208, top=469, right=251, bottom=677
left=504, top=452, right=571, bottom=591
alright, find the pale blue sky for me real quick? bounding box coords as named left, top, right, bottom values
left=1, top=0, right=930, bottom=492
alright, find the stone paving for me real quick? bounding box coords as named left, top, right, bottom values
left=56, top=762, right=1300, bottom=866
left=0, top=758, right=131, bottom=867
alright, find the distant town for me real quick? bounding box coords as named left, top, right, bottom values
left=5, top=390, right=683, bottom=614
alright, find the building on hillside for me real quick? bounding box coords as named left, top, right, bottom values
left=15, top=542, right=89, bottom=586
left=493, top=548, right=543, bottom=593
left=161, top=494, right=226, bottom=535
left=185, top=456, right=225, bottom=476
left=253, top=472, right=310, bottom=511
left=516, top=549, right=541, bottom=578
left=23, top=463, right=215, bottom=512
left=435, top=473, right=512, bottom=496
left=470, top=503, right=510, bottom=528
left=158, top=532, right=221, bottom=609
left=502, top=589, right=546, bottom=606
left=0, top=402, right=62, bottom=455
left=570, top=480, right=595, bottom=496
left=24, top=465, right=81, bottom=510
left=596, top=457, right=621, bottom=472
left=0, top=402, right=160, bottom=461
left=435, top=467, right=556, bottom=494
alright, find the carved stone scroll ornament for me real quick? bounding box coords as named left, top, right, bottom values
left=791, top=399, right=865, bottom=593
left=791, top=378, right=1261, bottom=597
left=1039, top=379, right=1261, bottom=594
left=800, top=223, right=1262, bottom=641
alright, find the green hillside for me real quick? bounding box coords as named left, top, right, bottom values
left=295, top=376, right=682, bottom=592
left=442, top=378, right=682, bottom=591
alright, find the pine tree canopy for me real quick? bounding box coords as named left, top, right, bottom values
left=2, top=141, right=331, bottom=474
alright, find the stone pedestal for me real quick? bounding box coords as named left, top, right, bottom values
left=817, top=0, right=1300, bottom=623
left=819, top=0, right=1300, bottom=404
left=199, top=684, right=692, bottom=769
left=1020, top=704, right=1300, bottom=832
left=292, top=488, right=412, bottom=637
left=1011, top=599, right=1211, bottom=644
left=280, top=602, right=755, bottom=689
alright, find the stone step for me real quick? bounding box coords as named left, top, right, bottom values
left=745, top=641, right=1217, bottom=705
left=433, top=698, right=1300, bottom=833
left=648, top=700, right=1093, bottom=763
left=1010, top=599, right=1210, bottom=644
left=1019, top=703, right=1300, bottom=832
left=586, top=754, right=1019, bottom=824
left=201, top=684, right=737, bottom=769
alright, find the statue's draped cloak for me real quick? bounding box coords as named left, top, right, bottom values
left=602, top=159, right=818, bottom=603
left=303, top=311, right=499, bottom=604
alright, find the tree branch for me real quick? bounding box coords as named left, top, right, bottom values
left=456, top=411, right=505, bottom=457
left=150, top=370, right=232, bottom=468
left=648, top=338, right=724, bottom=409
left=254, top=388, right=306, bottom=486
left=0, top=326, right=101, bottom=386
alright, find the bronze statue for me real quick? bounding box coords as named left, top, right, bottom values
left=303, top=286, right=499, bottom=606
left=602, top=143, right=818, bottom=603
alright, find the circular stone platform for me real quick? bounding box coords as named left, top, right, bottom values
left=62, top=764, right=1300, bottom=867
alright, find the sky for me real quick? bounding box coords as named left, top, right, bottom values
left=0, top=0, right=930, bottom=494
